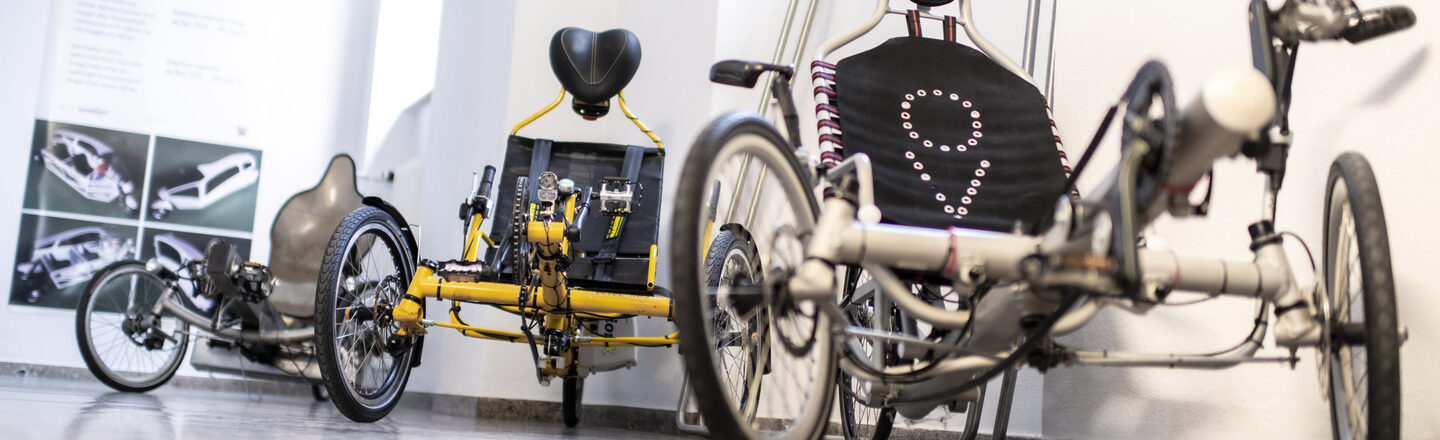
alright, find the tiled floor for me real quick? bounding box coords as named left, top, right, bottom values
left=0, top=376, right=684, bottom=439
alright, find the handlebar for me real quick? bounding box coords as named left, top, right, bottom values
left=1342, top=5, right=1416, bottom=43
left=478, top=165, right=497, bottom=205
left=1273, top=0, right=1415, bottom=43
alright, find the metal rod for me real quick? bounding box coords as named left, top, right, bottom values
left=844, top=326, right=996, bottom=358
left=1045, top=0, right=1059, bottom=101
left=1022, top=0, right=1041, bottom=75
left=722, top=157, right=752, bottom=224
left=743, top=0, right=818, bottom=228
left=992, top=364, right=1019, bottom=439
left=789, top=0, right=820, bottom=69
left=160, top=293, right=315, bottom=343
left=756, top=0, right=802, bottom=116
left=743, top=162, right=769, bottom=226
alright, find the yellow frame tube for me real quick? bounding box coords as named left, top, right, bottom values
left=406, top=267, right=671, bottom=318
left=646, top=244, right=657, bottom=291
left=510, top=87, right=567, bottom=135
left=435, top=317, right=679, bottom=347
left=463, top=212, right=491, bottom=261
left=617, top=91, right=663, bottom=149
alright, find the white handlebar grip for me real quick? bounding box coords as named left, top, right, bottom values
left=1166, top=67, right=1276, bottom=192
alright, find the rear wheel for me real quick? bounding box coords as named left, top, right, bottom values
left=672, top=112, right=834, bottom=439
left=316, top=206, right=417, bottom=423
left=838, top=269, right=895, bottom=440
left=76, top=261, right=189, bottom=392
left=1322, top=152, right=1401, bottom=440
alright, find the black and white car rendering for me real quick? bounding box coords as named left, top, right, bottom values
left=150, top=152, right=260, bottom=220
left=36, top=129, right=140, bottom=214
left=15, top=226, right=134, bottom=303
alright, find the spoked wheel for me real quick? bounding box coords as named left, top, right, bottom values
left=706, top=227, right=768, bottom=423
left=316, top=206, right=418, bottom=423
left=1322, top=152, right=1401, bottom=440
left=837, top=269, right=895, bottom=440
left=76, top=261, right=190, bottom=392
left=672, top=112, right=834, bottom=440
left=563, top=376, right=584, bottom=427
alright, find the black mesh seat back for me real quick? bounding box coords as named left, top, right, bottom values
left=833, top=37, right=1068, bottom=232
left=488, top=135, right=663, bottom=289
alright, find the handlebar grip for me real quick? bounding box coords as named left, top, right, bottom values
left=479, top=165, right=497, bottom=200
left=1343, top=6, right=1416, bottom=43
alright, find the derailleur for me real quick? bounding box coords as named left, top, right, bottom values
left=543, top=328, right=572, bottom=357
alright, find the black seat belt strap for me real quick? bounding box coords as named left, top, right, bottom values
left=527, top=139, right=553, bottom=203
left=595, top=145, right=645, bottom=268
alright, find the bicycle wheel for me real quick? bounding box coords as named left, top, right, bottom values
left=76, top=261, right=189, bottom=392
left=672, top=111, right=834, bottom=440
left=705, top=227, right=767, bottom=423
left=1322, top=152, right=1401, bottom=440
left=316, top=206, right=418, bottom=423
left=837, top=269, right=895, bottom=440
left=563, top=377, right=584, bottom=427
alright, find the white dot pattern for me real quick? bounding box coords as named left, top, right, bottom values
left=900, top=89, right=986, bottom=219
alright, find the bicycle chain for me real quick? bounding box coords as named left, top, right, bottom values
left=512, top=177, right=531, bottom=306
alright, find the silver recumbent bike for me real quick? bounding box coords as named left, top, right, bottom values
left=669, top=0, right=1414, bottom=439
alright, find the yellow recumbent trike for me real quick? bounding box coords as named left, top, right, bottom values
left=313, top=27, right=676, bottom=426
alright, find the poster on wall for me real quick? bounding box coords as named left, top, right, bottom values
left=10, top=214, right=137, bottom=308
left=146, top=137, right=262, bottom=231
left=8, top=0, right=272, bottom=310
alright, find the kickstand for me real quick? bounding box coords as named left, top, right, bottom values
left=991, top=364, right=1021, bottom=440
left=674, top=375, right=707, bottom=434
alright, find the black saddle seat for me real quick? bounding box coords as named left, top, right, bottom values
left=549, top=27, right=641, bottom=105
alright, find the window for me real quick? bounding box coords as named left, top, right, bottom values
left=157, top=242, right=182, bottom=264
left=207, top=167, right=240, bottom=193
left=62, top=232, right=100, bottom=247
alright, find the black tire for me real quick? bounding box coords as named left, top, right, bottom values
left=672, top=111, right=833, bottom=440
left=563, top=377, right=584, bottom=427
left=1323, top=152, right=1401, bottom=440
left=838, top=373, right=895, bottom=440
left=837, top=268, right=895, bottom=440
left=705, top=228, right=767, bottom=422
left=76, top=261, right=189, bottom=392
left=315, top=206, right=418, bottom=423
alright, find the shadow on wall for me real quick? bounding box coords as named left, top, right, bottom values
left=1359, top=47, right=1428, bottom=106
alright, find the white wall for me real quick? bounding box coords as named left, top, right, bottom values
left=0, top=0, right=381, bottom=375
left=1041, top=1, right=1439, bottom=439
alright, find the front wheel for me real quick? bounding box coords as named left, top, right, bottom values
left=563, top=377, right=584, bottom=427
left=315, top=206, right=418, bottom=423
left=1322, top=152, right=1401, bottom=440
left=672, top=112, right=834, bottom=439
left=76, top=261, right=189, bottom=392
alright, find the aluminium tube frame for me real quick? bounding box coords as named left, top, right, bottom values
left=798, top=149, right=1318, bottom=379
left=816, top=0, right=1036, bottom=86
left=156, top=287, right=316, bottom=343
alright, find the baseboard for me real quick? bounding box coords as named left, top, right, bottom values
left=1, top=361, right=1038, bottom=439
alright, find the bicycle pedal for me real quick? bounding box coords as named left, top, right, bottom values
left=436, top=259, right=488, bottom=283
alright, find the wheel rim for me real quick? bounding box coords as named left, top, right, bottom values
left=691, top=131, right=832, bottom=438
left=83, top=265, right=187, bottom=388
left=331, top=222, right=411, bottom=408
left=841, top=284, right=888, bottom=439
left=1327, top=180, right=1366, bottom=440
left=711, top=240, right=764, bottom=419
